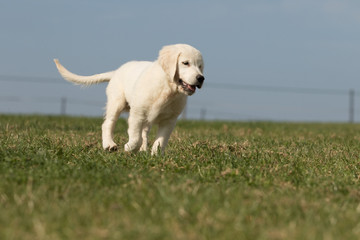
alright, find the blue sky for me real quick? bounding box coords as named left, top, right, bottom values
left=1, top=0, right=360, bottom=121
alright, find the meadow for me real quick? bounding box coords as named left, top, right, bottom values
left=1, top=115, right=360, bottom=239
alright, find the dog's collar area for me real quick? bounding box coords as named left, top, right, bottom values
left=179, top=79, right=200, bottom=94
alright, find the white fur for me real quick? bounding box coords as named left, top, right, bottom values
left=54, top=44, right=204, bottom=155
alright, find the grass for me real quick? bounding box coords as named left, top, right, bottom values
left=1, top=115, right=360, bottom=239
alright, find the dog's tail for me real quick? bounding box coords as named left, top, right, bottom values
left=54, top=59, right=115, bottom=85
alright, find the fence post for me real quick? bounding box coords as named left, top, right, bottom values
left=61, top=97, right=67, bottom=115
left=200, top=108, right=206, bottom=121
left=349, top=89, right=355, bottom=123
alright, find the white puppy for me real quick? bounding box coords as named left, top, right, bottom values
left=54, top=44, right=204, bottom=155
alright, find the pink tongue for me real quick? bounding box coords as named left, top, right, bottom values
left=187, top=84, right=195, bottom=92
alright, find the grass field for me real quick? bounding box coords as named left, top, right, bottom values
left=1, top=115, right=360, bottom=239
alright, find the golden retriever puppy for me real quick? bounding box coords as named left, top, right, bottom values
left=54, top=44, right=204, bottom=155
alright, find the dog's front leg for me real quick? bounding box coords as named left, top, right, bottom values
left=124, top=112, right=144, bottom=152
left=151, top=119, right=177, bottom=155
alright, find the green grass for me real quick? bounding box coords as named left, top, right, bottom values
left=1, top=115, right=360, bottom=240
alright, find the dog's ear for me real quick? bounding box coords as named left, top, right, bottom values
left=158, top=45, right=181, bottom=81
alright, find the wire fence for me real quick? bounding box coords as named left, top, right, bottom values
left=0, top=74, right=358, bottom=122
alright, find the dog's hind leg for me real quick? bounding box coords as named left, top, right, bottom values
left=139, top=124, right=151, bottom=152
left=102, top=95, right=126, bottom=151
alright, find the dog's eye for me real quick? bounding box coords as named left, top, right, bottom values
left=182, top=61, right=189, bottom=66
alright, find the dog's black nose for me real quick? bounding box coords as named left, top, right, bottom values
left=196, top=75, right=205, bottom=83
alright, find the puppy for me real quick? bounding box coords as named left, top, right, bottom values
left=54, top=44, right=204, bottom=155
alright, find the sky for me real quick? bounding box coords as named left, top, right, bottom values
left=1, top=0, right=360, bottom=122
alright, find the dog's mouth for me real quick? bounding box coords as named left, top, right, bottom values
left=179, top=79, right=201, bottom=94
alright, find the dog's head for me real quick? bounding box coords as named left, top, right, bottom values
left=158, top=44, right=204, bottom=96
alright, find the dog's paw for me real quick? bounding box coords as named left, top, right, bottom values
left=151, top=142, right=162, bottom=155
left=124, top=142, right=140, bottom=152
left=139, top=144, right=148, bottom=152
left=108, top=145, right=118, bottom=152
left=103, top=141, right=118, bottom=152
left=124, top=143, right=132, bottom=152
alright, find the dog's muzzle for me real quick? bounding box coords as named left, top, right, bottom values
left=178, top=74, right=205, bottom=95
left=196, top=74, right=205, bottom=87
